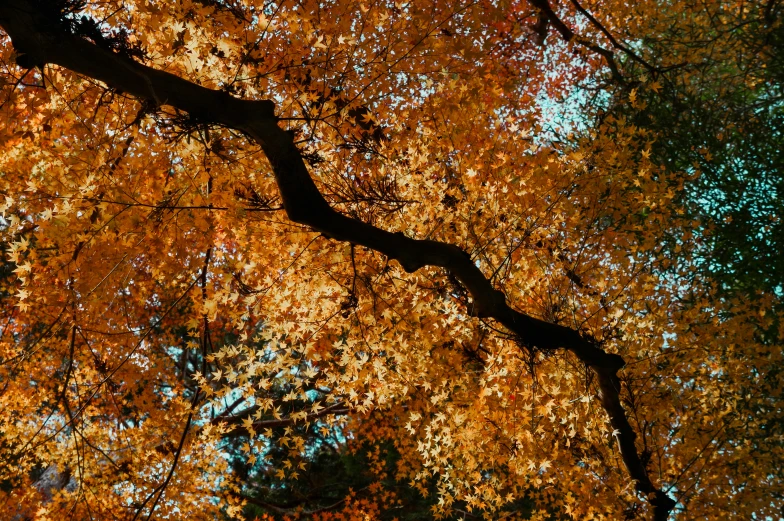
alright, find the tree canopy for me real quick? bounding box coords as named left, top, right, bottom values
left=0, top=0, right=781, bottom=520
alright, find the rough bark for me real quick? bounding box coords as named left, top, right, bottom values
left=0, top=1, right=676, bottom=518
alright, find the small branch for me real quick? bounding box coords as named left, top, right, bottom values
left=528, top=0, right=624, bottom=83
left=134, top=408, right=195, bottom=521
left=238, top=485, right=371, bottom=516
left=135, top=248, right=211, bottom=521
left=240, top=489, right=362, bottom=516
left=567, top=0, right=659, bottom=74
left=216, top=401, right=350, bottom=436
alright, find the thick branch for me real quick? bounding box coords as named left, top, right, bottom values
left=0, top=2, right=675, bottom=518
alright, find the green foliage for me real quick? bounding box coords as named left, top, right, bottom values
left=616, top=8, right=784, bottom=296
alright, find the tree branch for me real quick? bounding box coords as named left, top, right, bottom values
left=527, top=0, right=624, bottom=83
left=567, top=0, right=659, bottom=74
left=215, top=402, right=350, bottom=436
left=240, top=487, right=366, bottom=516
left=0, top=2, right=675, bottom=517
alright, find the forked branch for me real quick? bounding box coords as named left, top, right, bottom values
left=528, top=0, right=662, bottom=83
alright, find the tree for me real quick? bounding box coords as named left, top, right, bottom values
left=0, top=0, right=781, bottom=520
left=604, top=0, right=784, bottom=297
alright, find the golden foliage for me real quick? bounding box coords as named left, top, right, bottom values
left=0, top=0, right=781, bottom=519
